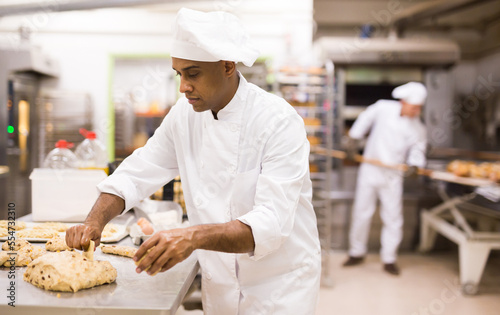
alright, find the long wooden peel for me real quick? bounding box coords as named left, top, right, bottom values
left=311, top=146, right=495, bottom=187
left=312, top=146, right=418, bottom=172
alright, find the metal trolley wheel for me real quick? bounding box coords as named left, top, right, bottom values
left=462, top=282, right=479, bottom=295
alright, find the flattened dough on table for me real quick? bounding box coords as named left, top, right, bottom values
left=0, top=249, right=33, bottom=267
left=0, top=251, right=31, bottom=266
left=45, top=236, right=72, bottom=252
left=17, top=229, right=59, bottom=239
left=0, top=241, right=47, bottom=267
left=101, top=223, right=119, bottom=238
left=2, top=239, right=31, bottom=251
left=23, top=251, right=117, bottom=292
left=0, top=228, right=7, bottom=237
left=100, top=244, right=137, bottom=258
left=0, top=220, right=27, bottom=231
left=33, top=222, right=68, bottom=232
left=24, top=246, right=47, bottom=260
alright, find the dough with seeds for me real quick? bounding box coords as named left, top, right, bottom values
left=101, top=223, right=119, bottom=238
left=33, top=222, right=68, bottom=232
left=17, top=229, right=59, bottom=239
left=2, top=239, right=31, bottom=251
left=0, top=220, right=26, bottom=231
left=0, top=250, right=32, bottom=267
left=23, top=251, right=117, bottom=292
left=100, top=245, right=137, bottom=258
left=45, top=236, right=72, bottom=252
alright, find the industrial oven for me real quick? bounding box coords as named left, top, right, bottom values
left=0, top=42, right=59, bottom=219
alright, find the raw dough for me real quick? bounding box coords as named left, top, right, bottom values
left=33, top=222, right=68, bottom=232
left=2, top=239, right=31, bottom=251
left=0, top=220, right=27, bottom=231
left=0, top=251, right=32, bottom=267
left=0, top=241, right=47, bottom=267
left=83, top=240, right=95, bottom=261
left=23, top=251, right=117, bottom=292
left=100, top=245, right=137, bottom=258
left=25, top=246, right=47, bottom=260
left=45, top=236, right=72, bottom=252
left=17, top=229, right=59, bottom=239
left=0, top=240, right=47, bottom=267
left=101, top=223, right=119, bottom=238
left=0, top=228, right=8, bottom=237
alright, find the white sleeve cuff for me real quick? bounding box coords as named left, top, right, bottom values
left=237, top=205, right=282, bottom=261
left=97, top=174, right=142, bottom=213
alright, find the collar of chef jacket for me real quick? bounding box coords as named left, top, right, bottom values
left=210, top=71, right=249, bottom=123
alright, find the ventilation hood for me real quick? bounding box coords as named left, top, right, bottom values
left=0, top=43, right=59, bottom=77
left=313, top=37, right=460, bottom=66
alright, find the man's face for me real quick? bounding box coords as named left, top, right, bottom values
left=400, top=100, right=422, bottom=118
left=172, top=57, right=233, bottom=113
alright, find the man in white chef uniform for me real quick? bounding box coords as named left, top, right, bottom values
left=66, top=8, right=321, bottom=315
left=342, top=82, right=427, bottom=276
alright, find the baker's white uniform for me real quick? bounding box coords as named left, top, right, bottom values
left=98, top=74, right=321, bottom=315
left=348, top=100, right=427, bottom=263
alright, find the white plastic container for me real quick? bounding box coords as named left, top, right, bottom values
left=30, top=168, right=107, bottom=222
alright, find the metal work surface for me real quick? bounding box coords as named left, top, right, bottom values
left=0, top=237, right=199, bottom=314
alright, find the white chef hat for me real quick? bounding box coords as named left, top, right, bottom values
left=392, top=82, right=427, bottom=105
left=170, top=8, right=260, bottom=67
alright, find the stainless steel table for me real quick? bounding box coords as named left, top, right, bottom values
left=0, top=219, right=199, bottom=315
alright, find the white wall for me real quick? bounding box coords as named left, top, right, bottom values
left=0, top=0, right=314, bottom=155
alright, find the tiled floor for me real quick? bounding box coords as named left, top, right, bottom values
left=177, top=250, right=500, bottom=315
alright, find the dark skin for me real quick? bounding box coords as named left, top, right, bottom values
left=66, top=58, right=255, bottom=276
left=173, top=57, right=240, bottom=118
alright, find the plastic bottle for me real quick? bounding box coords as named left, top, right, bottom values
left=75, top=128, right=109, bottom=175
left=42, top=140, right=78, bottom=169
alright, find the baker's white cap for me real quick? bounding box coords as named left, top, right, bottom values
left=392, top=82, right=427, bottom=105
left=171, top=8, right=260, bottom=67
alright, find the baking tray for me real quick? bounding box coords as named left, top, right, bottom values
left=0, top=239, right=199, bottom=315
left=0, top=222, right=129, bottom=244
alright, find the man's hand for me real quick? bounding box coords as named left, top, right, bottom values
left=133, top=220, right=254, bottom=276
left=404, top=165, right=419, bottom=179
left=342, top=136, right=358, bottom=161
left=65, top=193, right=125, bottom=251
left=133, top=228, right=195, bottom=276
left=65, top=223, right=102, bottom=251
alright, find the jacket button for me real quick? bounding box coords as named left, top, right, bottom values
left=230, top=124, right=238, bottom=132
left=206, top=272, right=212, bottom=280
left=194, top=198, right=202, bottom=206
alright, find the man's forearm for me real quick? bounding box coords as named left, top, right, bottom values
left=191, top=220, right=255, bottom=254
left=84, top=193, right=125, bottom=230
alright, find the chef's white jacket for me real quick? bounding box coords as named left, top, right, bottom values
left=98, top=73, right=321, bottom=315
left=347, top=100, right=427, bottom=262
left=349, top=100, right=427, bottom=169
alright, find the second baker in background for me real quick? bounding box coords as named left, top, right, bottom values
left=343, top=82, right=428, bottom=276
